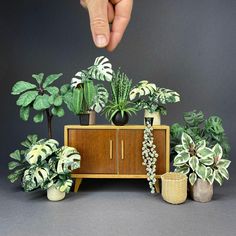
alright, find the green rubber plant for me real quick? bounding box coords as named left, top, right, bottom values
left=8, top=135, right=81, bottom=193
left=11, top=73, right=69, bottom=138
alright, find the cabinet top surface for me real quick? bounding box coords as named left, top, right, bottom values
left=64, top=125, right=169, bottom=130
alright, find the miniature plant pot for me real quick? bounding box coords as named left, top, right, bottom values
left=47, top=185, right=66, bottom=201
left=144, top=117, right=154, bottom=126
left=79, top=113, right=90, bottom=125
left=112, top=111, right=129, bottom=126
left=88, top=111, right=96, bottom=125
left=144, top=110, right=161, bottom=125
left=190, top=179, right=213, bottom=203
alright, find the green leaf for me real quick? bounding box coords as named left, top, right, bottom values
left=175, top=145, right=184, bottom=154
left=199, top=155, right=214, bottom=166
left=174, top=166, right=190, bottom=175
left=173, top=150, right=190, bottom=166
left=10, top=150, right=21, bottom=161
left=33, top=94, right=50, bottom=110
left=196, top=163, right=208, bottom=180
left=189, top=156, right=199, bottom=171
left=8, top=161, right=21, bottom=170
left=20, top=106, right=30, bottom=121
left=197, top=147, right=214, bottom=159
left=42, top=73, right=63, bottom=88
left=218, top=167, right=229, bottom=180
left=8, top=172, right=20, bottom=183
left=207, top=174, right=215, bottom=185
left=33, top=112, right=44, bottom=123
left=196, top=140, right=206, bottom=150
left=53, top=95, right=63, bottom=106
left=11, top=81, right=37, bottom=95
left=32, top=73, right=44, bottom=85
left=51, top=107, right=64, bottom=117
left=216, top=159, right=231, bottom=169
left=189, top=173, right=197, bottom=186
left=181, top=133, right=194, bottom=150
left=16, top=91, right=38, bottom=107
left=214, top=170, right=223, bottom=186
left=60, top=84, right=70, bottom=95
left=45, top=86, right=59, bottom=95
left=212, top=143, right=223, bottom=159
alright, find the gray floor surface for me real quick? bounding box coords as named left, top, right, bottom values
left=0, top=174, right=236, bottom=236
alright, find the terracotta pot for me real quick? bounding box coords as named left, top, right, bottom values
left=144, top=110, right=161, bottom=125
left=47, top=185, right=65, bottom=201
left=190, top=179, right=213, bottom=203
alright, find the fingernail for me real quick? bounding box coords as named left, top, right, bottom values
left=95, top=35, right=107, bottom=47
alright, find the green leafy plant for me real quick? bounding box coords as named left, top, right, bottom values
left=142, top=121, right=158, bottom=193
left=11, top=73, right=68, bottom=138
left=171, top=110, right=230, bottom=161
left=173, top=133, right=231, bottom=186
left=8, top=135, right=81, bottom=193
left=103, top=69, right=137, bottom=121
left=130, top=81, right=180, bottom=114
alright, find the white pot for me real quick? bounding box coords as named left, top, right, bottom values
left=47, top=185, right=66, bottom=201
left=144, top=110, right=161, bottom=125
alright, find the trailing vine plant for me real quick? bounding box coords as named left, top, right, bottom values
left=142, top=121, right=159, bottom=193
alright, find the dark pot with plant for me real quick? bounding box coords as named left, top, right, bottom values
left=103, top=70, right=137, bottom=125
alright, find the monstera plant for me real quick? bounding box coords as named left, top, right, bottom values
left=8, top=135, right=81, bottom=196
left=11, top=73, right=68, bottom=138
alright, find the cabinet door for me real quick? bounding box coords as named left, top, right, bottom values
left=67, top=129, right=116, bottom=174
left=118, top=129, right=167, bottom=175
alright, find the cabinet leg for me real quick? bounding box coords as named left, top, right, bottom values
left=74, top=178, right=83, bottom=192
left=154, top=179, right=160, bottom=193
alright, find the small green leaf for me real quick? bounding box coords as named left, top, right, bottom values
left=174, top=166, right=190, bottom=175
left=33, top=95, right=50, bottom=110
left=218, top=167, right=229, bottom=180
left=189, top=173, right=197, bottom=186
left=43, top=73, right=63, bottom=88
left=51, top=107, right=64, bottom=117
left=173, top=150, right=190, bottom=166
left=207, top=174, right=215, bottom=185
left=16, top=91, right=38, bottom=107
left=8, top=161, right=21, bottom=170
left=45, top=86, right=59, bottom=95
left=11, top=81, right=37, bottom=95
left=181, top=133, right=194, bottom=150
left=33, top=112, right=44, bottom=123
left=10, top=150, right=21, bottom=161
left=214, top=170, right=223, bottom=185
left=216, top=159, right=231, bottom=169
left=32, top=73, right=44, bottom=85
left=20, top=106, right=30, bottom=121
left=189, top=156, right=199, bottom=171
left=175, top=145, right=184, bottom=154
left=8, top=173, right=20, bottom=183
left=53, top=95, right=63, bottom=106
left=197, top=147, right=214, bottom=159
left=27, top=134, right=39, bottom=145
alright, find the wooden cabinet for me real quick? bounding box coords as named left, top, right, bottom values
left=64, top=125, right=170, bottom=192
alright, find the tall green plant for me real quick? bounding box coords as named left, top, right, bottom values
left=11, top=73, right=68, bottom=138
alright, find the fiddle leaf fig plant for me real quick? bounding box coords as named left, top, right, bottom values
left=11, top=73, right=66, bottom=138
left=174, top=133, right=231, bottom=186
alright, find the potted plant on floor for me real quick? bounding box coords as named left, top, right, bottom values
left=130, top=81, right=180, bottom=125
left=103, top=69, right=137, bottom=125
left=8, top=134, right=81, bottom=201
left=64, top=56, right=112, bottom=125
left=173, top=132, right=231, bottom=202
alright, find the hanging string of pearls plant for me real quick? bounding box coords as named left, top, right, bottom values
left=142, top=120, right=159, bottom=193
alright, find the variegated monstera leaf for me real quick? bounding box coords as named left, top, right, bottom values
left=174, top=133, right=215, bottom=186
left=129, top=80, right=156, bottom=100
left=154, top=87, right=180, bottom=105
left=26, top=139, right=59, bottom=164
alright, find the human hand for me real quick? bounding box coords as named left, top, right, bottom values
left=80, top=0, right=133, bottom=51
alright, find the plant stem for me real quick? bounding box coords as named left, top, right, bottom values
left=46, top=109, right=53, bottom=139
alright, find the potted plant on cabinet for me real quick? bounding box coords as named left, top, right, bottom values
left=103, top=69, right=137, bottom=125
left=173, top=132, right=231, bottom=202
left=130, top=81, right=180, bottom=125
left=8, top=134, right=81, bottom=201
left=64, top=56, right=111, bottom=125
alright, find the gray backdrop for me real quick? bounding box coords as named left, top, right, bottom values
left=0, top=0, right=235, bottom=179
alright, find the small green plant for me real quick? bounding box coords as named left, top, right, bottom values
left=11, top=73, right=68, bottom=138
left=142, top=121, right=158, bottom=193
left=130, top=80, right=180, bottom=114
left=171, top=110, right=230, bottom=160
left=103, top=70, right=137, bottom=121
left=173, top=133, right=231, bottom=186
left=8, top=135, right=81, bottom=193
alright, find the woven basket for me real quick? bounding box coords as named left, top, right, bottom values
left=161, top=172, right=187, bottom=204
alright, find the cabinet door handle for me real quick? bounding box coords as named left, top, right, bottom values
left=121, top=140, right=124, bottom=160
left=109, top=140, right=113, bottom=160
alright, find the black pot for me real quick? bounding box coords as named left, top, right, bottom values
left=79, top=113, right=90, bottom=125
left=112, top=111, right=129, bottom=126
left=145, top=117, right=154, bottom=126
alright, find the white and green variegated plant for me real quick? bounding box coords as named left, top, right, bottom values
left=130, top=81, right=180, bottom=114
left=174, top=133, right=231, bottom=186
left=8, top=135, right=81, bottom=193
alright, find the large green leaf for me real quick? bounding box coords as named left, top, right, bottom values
left=33, top=112, right=44, bottom=123
left=218, top=167, right=229, bottom=180
left=197, top=147, right=214, bottom=159
left=196, top=164, right=208, bottom=180
left=84, top=80, right=96, bottom=108
left=174, top=145, right=184, bottom=154
left=189, top=156, right=199, bottom=171
left=53, top=95, right=63, bottom=106
left=199, top=155, right=214, bottom=166
left=42, top=73, right=63, bottom=88
left=154, top=87, right=180, bottom=104
left=60, top=84, right=70, bottom=95
left=72, top=88, right=84, bottom=114
left=16, top=91, right=38, bottom=107
left=189, top=173, right=197, bottom=186
left=11, top=81, right=37, bottom=95
left=214, top=170, right=223, bottom=186
left=181, top=132, right=194, bottom=150
left=207, top=173, right=215, bottom=185
left=173, top=150, right=190, bottom=166
left=55, top=178, right=73, bottom=193
left=33, top=94, right=51, bottom=110
left=20, top=106, right=30, bottom=121
left=32, top=73, right=44, bottom=85
left=195, top=140, right=206, bottom=151
left=174, top=165, right=190, bottom=175
left=45, top=86, right=59, bottom=95
left=212, top=143, right=223, bottom=159
left=216, top=159, right=231, bottom=169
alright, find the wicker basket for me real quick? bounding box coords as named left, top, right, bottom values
left=161, top=172, right=187, bottom=204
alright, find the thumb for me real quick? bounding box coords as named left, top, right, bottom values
left=86, top=0, right=110, bottom=48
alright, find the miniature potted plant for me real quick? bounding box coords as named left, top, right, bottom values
left=64, top=56, right=112, bottom=125
left=103, top=69, right=137, bottom=125
left=130, top=81, right=180, bottom=125
left=8, top=135, right=81, bottom=201
left=173, top=132, right=231, bottom=202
